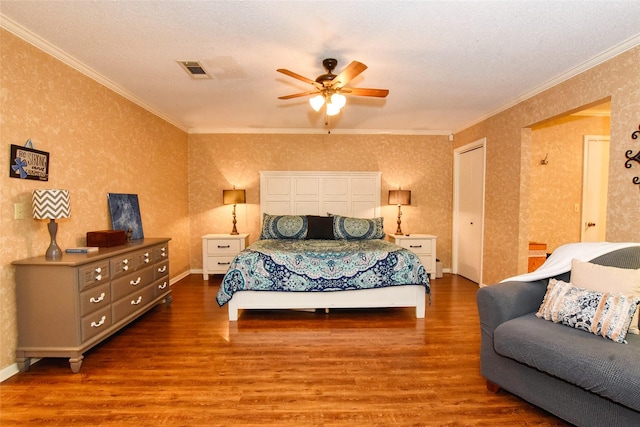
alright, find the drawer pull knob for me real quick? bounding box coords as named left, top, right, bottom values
left=95, top=274, right=102, bottom=281
left=123, top=259, right=129, bottom=264
left=161, top=252, right=167, bottom=257
left=410, top=245, right=422, bottom=248
left=218, top=262, right=231, bottom=265
left=91, top=316, right=106, bottom=328
left=130, top=296, right=143, bottom=305
left=123, top=265, right=129, bottom=271
left=95, top=267, right=102, bottom=274
left=90, top=293, right=106, bottom=303
left=158, top=282, right=167, bottom=290
left=130, top=277, right=142, bottom=286
left=157, top=266, right=167, bottom=273
left=218, top=245, right=231, bottom=249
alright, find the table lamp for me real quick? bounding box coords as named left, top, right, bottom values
left=32, top=189, right=71, bottom=260
left=388, top=189, right=411, bottom=235
left=223, top=188, right=246, bottom=235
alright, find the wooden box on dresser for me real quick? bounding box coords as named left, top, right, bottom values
left=13, top=238, right=171, bottom=373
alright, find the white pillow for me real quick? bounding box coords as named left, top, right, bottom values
left=570, top=259, right=640, bottom=334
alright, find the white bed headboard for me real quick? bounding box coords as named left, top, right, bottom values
left=260, top=171, right=381, bottom=219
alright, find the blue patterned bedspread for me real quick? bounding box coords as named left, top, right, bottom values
left=216, top=239, right=430, bottom=306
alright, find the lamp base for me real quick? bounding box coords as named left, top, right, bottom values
left=230, top=204, right=239, bottom=235
left=394, top=205, right=404, bottom=235
left=46, top=219, right=63, bottom=261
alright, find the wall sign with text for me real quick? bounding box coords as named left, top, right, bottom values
left=9, top=144, right=49, bottom=181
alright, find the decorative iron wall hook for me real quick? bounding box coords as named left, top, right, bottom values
left=625, top=124, right=640, bottom=189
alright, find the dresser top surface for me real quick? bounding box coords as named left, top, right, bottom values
left=13, top=238, right=171, bottom=267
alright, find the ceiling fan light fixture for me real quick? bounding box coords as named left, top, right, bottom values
left=309, top=95, right=325, bottom=112
left=326, top=102, right=341, bottom=116
left=330, top=93, right=346, bottom=109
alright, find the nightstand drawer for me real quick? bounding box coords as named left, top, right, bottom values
left=207, top=239, right=242, bottom=255
left=207, top=256, right=235, bottom=272
left=398, top=238, right=433, bottom=254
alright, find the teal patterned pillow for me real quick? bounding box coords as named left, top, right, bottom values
left=260, top=213, right=308, bottom=239
left=332, top=215, right=385, bottom=240
left=537, top=279, right=640, bottom=343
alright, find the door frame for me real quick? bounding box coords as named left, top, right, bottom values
left=453, top=137, right=487, bottom=286
left=581, top=135, right=610, bottom=242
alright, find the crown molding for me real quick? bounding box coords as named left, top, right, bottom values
left=0, top=14, right=188, bottom=132
left=453, top=33, right=640, bottom=134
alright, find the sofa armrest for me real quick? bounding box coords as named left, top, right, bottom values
left=477, top=279, right=548, bottom=335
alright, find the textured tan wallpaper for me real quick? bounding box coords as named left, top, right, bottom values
left=530, top=115, right=610, bottom=252
left=455, top=45, right=640, bottom=284
left=0, top=30, right=190, bottom=370
left=188, top=133, right=453, bottom=271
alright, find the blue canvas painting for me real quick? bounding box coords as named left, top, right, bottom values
left=108, top=193, right=144, bottom=240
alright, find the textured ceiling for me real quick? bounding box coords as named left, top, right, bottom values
left=1, top=1, right=639, bottom=134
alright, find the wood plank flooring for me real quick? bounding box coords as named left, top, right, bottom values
left=1, top=274, right=569, bottom=426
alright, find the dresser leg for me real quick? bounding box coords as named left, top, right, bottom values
left=69, top=356, right=84, bottom=373
left=165, top=294, right=172, bottom=307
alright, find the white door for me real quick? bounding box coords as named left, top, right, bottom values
left=581, top=135, right=610, bottom=242
left=453, top=140, right=485, bottom=284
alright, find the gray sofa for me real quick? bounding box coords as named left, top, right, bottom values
left=477, top=246, right=640, bottom=427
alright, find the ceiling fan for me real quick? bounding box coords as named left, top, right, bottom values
left=277, top=58, right=389, bottom=117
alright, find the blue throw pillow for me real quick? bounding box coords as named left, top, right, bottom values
left=259, top=213, right=308, bottom=239
left=332, top=215, right=385, bottom=240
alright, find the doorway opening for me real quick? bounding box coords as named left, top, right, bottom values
left=528, top=100, right=611, bottom=256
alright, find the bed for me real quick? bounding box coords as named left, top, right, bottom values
left=215, top=171, right=430, bottom=321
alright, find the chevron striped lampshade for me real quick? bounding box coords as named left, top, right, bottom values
left=32, top=189, right=71, bottom=260
left=32, top=189, right=71, bottom=220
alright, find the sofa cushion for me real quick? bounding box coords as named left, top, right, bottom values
left=570, top=258, right=640, bottom=334
left=494, top=313, right=640, bottom=412
left=536, top=279, right=639, bottom=343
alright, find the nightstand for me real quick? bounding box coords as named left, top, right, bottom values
left=202, top=234, right=249, bottom=279
left=389, top=234, right=437, bottom=279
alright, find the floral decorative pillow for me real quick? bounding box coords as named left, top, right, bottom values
left=259, top=214, right=308, bottom=240
left=536, top=279, right=640, bottom=343
left=570, top=258, right=640, bottom=334
left=332, top=215, right=385, bottom=240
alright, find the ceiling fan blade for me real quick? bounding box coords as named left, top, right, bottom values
left=276, top=68, right=318, bottom=86
left=343, top=87, right=390, bottom=98
left=329, top=61, right=367, bottom=88
left=278, top=90, right=319, bottom=100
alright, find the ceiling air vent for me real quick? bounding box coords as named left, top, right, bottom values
left=177, top=60, right=211, bottom=79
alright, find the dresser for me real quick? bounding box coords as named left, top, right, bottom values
left=202, top=234, right=249, bottom=279
left=389, top=234, right=438, bottom=279
left=13, top=238, right=171, bottom=373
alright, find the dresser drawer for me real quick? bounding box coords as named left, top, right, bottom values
left=110, top=253, right=136, bottom=279
left=417, top=254, right=434, bottom=272
left=134, top=249, right=154, bottom=270
left=153, top=244, right=169, bottom=263
left=81, top=307, right=112, bottom=342
left=111, top=284, right=155, bottom=323
left=78, top=261, right=110, bottom=291
left=207, top=239, right=242, bottom=255
left=154, top=259, right=169, bottom=280
left=111, top=265, right=154, bottom=300
left=80, top=282, right=111, bottom=316
left=153, top=277, right=170, bottom=298
left=398, top=238, right=433, bottom=254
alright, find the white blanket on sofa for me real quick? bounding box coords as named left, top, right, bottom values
left=500, top=242, right=640, bottom=283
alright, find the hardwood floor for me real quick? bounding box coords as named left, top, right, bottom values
left=1, top=274, right=569, bottom=426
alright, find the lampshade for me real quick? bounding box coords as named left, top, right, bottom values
left=388, top=189, right=411, bottom=206
left=32, top=189, right=71, bottom=219
left=330, top=93, right=346, bottom=109
left=223, top=189, right=246, bottom=205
